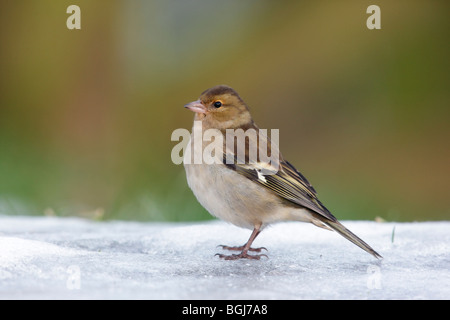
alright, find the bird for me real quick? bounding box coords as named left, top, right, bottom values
left=183, top=85, right=382, bottom=260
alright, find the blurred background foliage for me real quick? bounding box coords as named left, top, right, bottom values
left=0, top=1, right=449, bottom=222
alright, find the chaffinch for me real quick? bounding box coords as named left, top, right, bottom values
left=183, top=85, right=381, bottom=260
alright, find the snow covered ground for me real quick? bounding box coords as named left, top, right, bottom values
left=0, top=215, right=448, bottom=299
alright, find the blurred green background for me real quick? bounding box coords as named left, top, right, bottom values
left=0, top=1, right=449, bottom=222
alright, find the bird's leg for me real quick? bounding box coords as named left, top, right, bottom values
left=216, top=225, right=268, bottom=260
left=218, top=230, right=267, bottom=252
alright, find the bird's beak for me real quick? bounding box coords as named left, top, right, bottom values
left=184, top=100, right=207, bottom=114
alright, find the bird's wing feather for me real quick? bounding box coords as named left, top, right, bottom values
left=221, top=127, right=337, bottom=222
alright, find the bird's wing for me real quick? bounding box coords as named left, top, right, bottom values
left=221, top=129, right=337, bottom=222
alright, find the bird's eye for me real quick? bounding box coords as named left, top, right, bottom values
left=213, top=101, right=222, bottom=108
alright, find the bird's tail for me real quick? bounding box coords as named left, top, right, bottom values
left=320, top=219, right=383, bottom=259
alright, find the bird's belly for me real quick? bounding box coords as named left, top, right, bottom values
left=184, top=162, right=295, bottom=229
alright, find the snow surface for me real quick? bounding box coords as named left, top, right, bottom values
left=0, top=215, right=449, bottom=299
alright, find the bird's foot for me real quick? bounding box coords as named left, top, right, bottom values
left=217, top=245, right=267, bottom=253
left=215, top=252, right=268, bottom=260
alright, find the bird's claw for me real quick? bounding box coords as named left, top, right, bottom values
left=215, top=253, right=269, bottom=260
left=217, top=245, right=268, bottom=253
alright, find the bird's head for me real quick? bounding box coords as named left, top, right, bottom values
left=184, top=85, right=253, bottom=130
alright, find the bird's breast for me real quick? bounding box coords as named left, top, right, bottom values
left=183, top=137, right=298, bottom=229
